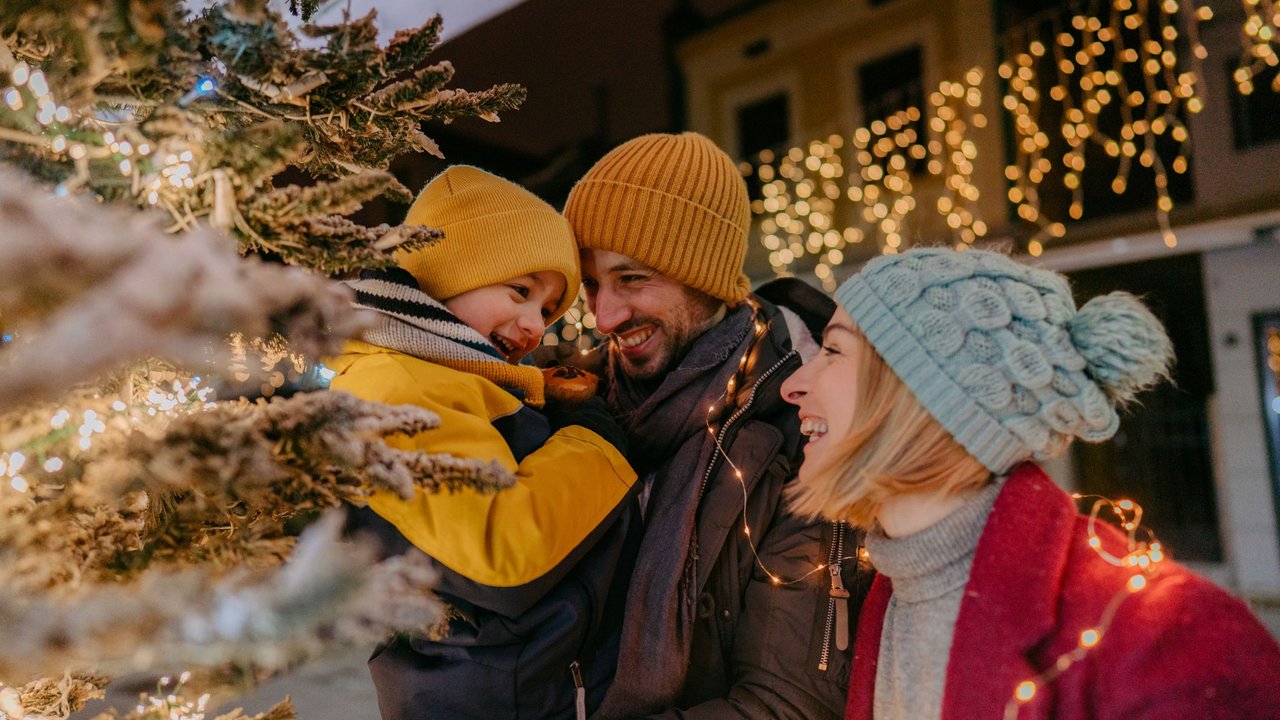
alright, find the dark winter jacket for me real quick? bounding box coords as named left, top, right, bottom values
left=589, top=278, right=873, bottom=719
left=846, top=463, right=1280, bottom=720
left=328, top=344, right=641, bottom=719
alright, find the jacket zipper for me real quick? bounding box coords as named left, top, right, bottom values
left=696, top=349, right=799, bottom=502
left=818, top=520, right=849, bottom=671
left=570, top=660, right=586, bottom=720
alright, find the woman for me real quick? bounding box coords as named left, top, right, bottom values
left=780, top=247, right=1280, bottom=719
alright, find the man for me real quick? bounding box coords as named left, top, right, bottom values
left=561, top=132, right=870, bottom=718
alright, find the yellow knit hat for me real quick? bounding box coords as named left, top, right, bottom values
left=397, top=165, right=581, bottom=321
left=563, top=132, right=751, bottom=305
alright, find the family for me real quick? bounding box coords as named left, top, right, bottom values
left=328, top=132, right=1280, bottom=719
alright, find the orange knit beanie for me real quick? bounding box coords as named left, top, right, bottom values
left=563, top=132, right=751, bottom=305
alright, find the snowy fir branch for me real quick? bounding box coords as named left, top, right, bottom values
left=0, top=512, right=443, bottom=689
left=0, top=0, right=522, bottom=272
left=0, top=167, right=366, bottom=409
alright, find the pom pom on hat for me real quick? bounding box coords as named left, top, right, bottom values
left=1071, top=292, right=1174, bottom=406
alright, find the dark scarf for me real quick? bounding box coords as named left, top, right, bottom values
left=595, top=304, right=755, bottom=718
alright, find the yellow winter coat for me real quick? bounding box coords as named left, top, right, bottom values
left=327, top=340, right=636, bottom=592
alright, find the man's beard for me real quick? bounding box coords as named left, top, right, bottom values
left=610, top=316, right=700, bottom=381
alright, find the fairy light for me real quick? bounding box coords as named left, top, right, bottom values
left=1004, top=493, right=1166, bottom=718
left=542, top=288, right=604, bottom=350
left=748, top=71, right=987, bottom=290
left=1233, top=1, right=1279, bottom=94
left=700, top=301, right=863, bottom=590
left=999, top=0, right=1209, bottom=253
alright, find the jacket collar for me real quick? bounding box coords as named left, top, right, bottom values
left=941, top=462, right=1077, bottom=717
left=846, top=463, right=1078, bottom=719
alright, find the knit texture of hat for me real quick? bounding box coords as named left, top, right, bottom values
left=836, top=248, right=1173, bottom=474
left=563, top=132, right=751, bottom=305
left=397, top=165, right=580, bottom=321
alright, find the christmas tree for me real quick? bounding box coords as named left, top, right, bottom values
left=0, top=2, right=521, bottom=716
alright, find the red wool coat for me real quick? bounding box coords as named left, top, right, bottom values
left=846, top=463, right=1280, bottom=720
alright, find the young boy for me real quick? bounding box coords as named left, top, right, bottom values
left=327, top=166, right=639, bottom=720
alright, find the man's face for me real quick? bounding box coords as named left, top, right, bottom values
left=581, top=249, right=724, bottom=381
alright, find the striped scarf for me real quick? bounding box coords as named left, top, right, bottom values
left=346, top=268, right=545, bottom=406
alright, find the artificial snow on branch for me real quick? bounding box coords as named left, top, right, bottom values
left=0, top=1, right=523, bottom=272
left=0, top=167, right=367, bottom=409
left=0, top=512, right=443, bottom=688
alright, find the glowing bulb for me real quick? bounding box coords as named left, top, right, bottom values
left=1015, top=681, right=1037, bottom=702
left=1080, top=628, right=1101, bottom=648
left=1128, top=575, right=1147, bottom=592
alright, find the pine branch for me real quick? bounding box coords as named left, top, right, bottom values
left=0, top=512, right=443, bottom=683
left=12, top=673, right=111, bottom=719
left=1, top=1, right=526, bottom=272
left=0, top=169, right=366, bottom=408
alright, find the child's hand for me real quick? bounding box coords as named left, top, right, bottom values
left=543, top=395, right=628, bottom=456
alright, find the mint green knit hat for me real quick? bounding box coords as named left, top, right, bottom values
left=836, top=248, right=1173, bottom=474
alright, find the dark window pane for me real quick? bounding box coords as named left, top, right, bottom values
left=858, top=45, right=924, bottom=123
left=857, top=45, right=925, bottom=173
left=736, top=92, right=790, bottom=160
left=1231, top=62, right=1280, bottom=149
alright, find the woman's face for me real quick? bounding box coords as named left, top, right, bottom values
left=780, top=305, right=862, bottom=484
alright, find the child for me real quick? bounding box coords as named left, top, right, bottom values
left=327, top=166, right=639, bottom=720
left=779, top=247, right=1280, bottom=719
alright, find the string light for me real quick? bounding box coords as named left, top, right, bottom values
left=747, top=70, right=988, bottom=290
left=701, top=300, right=863, bottom=588
left=1233, top=1, right=1279, bottom=94
left=542, top=288, right=604, bottom=351
left=1000, top=0, right=1209, bottom=254
left=1003, top=493, right=1166, bottom=718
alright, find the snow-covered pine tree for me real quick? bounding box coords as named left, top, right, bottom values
left=0, top=2, right=520, bottom=717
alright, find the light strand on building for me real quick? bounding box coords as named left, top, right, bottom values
left=747, top=70, right=987, bottom=291
left=999, top=0, right=1210, bottom=256
left=1234, top=0, right=1280, bottom=94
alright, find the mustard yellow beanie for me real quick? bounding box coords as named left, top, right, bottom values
left=397, top=165, right=581, bottom=321
left=563, top=132, right=751, bottom=305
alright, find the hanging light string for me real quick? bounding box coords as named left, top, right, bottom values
left=0, top=59, right=230, bottom=233
left=701, top=300, right=862, bottom=586
left=1003, top=493, right=1167, bottom=718
left=747, top=70, right=988, bottom=291
left=1000, top=0, right=1211, bottom=256
left=1233, top=0, right=1280, bottom=94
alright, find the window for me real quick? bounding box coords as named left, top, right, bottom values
left=736, top=92, right=790, bottom=160
left=857, top=45, right=925, bottom=173
left=996, top=0, right=1195, bottom=226
left=1231, top=62, right=1280, bottom=149
left=858, top=45, right=924, bottom=125
left=736, top=91, right=790, bottom=198
left=1255, top=312, right=1280, bottom=543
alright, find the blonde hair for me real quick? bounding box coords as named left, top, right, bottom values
left=787, top=330, right=992, bottom=527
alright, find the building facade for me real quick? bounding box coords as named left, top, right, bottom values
left=678, top=0, right=1280, bottom=623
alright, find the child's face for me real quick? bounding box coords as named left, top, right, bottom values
left=445, top=271, right=566, bottom=362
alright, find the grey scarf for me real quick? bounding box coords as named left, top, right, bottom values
left=595, top=304, right=755, bottom=718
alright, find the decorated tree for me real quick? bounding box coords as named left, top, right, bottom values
left=0, top=1, right=521, bottom=717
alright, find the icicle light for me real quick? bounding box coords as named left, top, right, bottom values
left=1234, top=0, right=1280, bottom=94
left=747, top=70, right=988, bottom=291
left=999, top=0, right=1210, bottom=256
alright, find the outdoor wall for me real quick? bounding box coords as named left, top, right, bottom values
left=1203, top=239, right=1280, bottom=596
